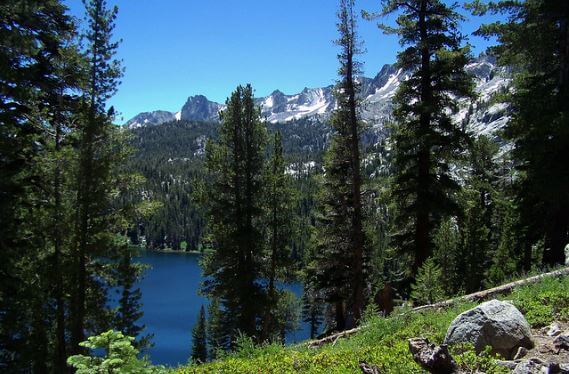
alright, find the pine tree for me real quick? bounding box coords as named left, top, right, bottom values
left=459, top=136, right=500, bottom=292
left=432, top=219, right=460, bottom=295
left=202, top=84, right=267, bottom=343
left=410, top=257, right=446, bottom=305
left=0, top=0, right=144, bottom=370
left=70, top=0, right=123, bottom=353
left=272, top=290, right=301, bottom=343
left=301, top=286, right=323, bottom=340
left=0, top=1, right=81, bottom=370
left=261, top=131, right=296, bottom=341
left=470, top=0, right=569, bottom=268
left=206, top=298, right=226, bottom=360
left=313, top=0, right=368, bottom=331
left=114, top=238, right=150, bottom=349
left=486, top=199, right=519, bottom=287
left=191, top=306, right=208, bottom=364
left=370, top=0, right=475, bottom=280
left=47, top=41, right=86, bottom=372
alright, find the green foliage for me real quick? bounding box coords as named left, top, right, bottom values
left=311, top=0, right=369, bottom=330
left=485, top=199, right=520, bottom=288
left=0, top=0, right=82, bottom=371
left=177, top=276, right=567, bottom=373
left=201, top=84, right=268, bottom=343
left=471, top=0, right=569, bottom=267
left=178, top=302, right=473, bottom=373
left=125, top=120, right=218, bottom=250
left=510, top=277, right=569, bottom=327
left=114, top=238, right=151, bottom=350
left=0, top=0, right=149, bottom=371
left=433, top=219, right=461, bottom=295
left=272, top=290, right=301, bottom=342
left=233, top=333, right=259, bottom=360
left=372, top=0, right=475, bottom=283
left=262, top=131, right=300, bottom=341
left=301, top=282, right=324, bottom=340
left=381, top=1, right=475, bottom=286
left=69, top=0, right=132, bottom=354
left=206, top=298, right=226, bottom=360
left=410, top=257, right=446, bottom=305
left=452, top=345, right=509, bottom=374
left=191, top=306, right=208, bottom=363
left=67, top=330, right=165, bottom=373
left=458, top=136, right=499, bottom=293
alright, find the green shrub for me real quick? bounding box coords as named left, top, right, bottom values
left=67, top=330, right=165, bottom=374
left=509, top=277, right=569, bottom=326
left=452, top=345, right=509, bottom=373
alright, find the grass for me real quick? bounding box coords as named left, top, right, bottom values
left=175, top=275, right=569, bottom=373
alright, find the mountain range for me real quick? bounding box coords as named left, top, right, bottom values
left=125, top=55, right=510, bottom=140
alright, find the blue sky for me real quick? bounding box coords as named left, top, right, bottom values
left=63, top=0, right=498, bottom=123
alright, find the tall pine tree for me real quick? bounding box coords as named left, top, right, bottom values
left=70, top=0, right=124, bottom=353
left=0, top=1, right=82, bottom=370
left=202, top=84, right=267, bottom=344
left=371, top=0, right=474, bottom=280
left=313, top=0, right=368, bottom=330
left=471, top=0, right=569, bottom=268
left=261, top=131, right=296, bottom=341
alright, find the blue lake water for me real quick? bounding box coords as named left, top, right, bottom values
left=132, top=251, right=310, bottom=367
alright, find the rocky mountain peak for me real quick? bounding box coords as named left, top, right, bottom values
left=180, top=95, right=222, bottom=122
left=126, top=55, right=510, bottom=138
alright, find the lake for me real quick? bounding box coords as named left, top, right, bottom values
left=132, top=251, right=311, bottom=367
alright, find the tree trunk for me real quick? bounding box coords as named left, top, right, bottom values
left=53, top=112, right=67, bottom=371
left=543, top=207, right=569, bottom=266
left=335, top=301, right=346, bottom=331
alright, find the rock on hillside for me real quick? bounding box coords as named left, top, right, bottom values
left=444, top=299, right=534, bottom=359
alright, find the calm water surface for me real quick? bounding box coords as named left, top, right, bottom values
left=134, top=251, right=310, bottom=367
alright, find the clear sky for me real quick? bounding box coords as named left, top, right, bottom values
left=63, top=0, right=498, bottom=123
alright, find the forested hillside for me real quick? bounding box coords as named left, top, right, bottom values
left=125, top=118, right=329, bottom=258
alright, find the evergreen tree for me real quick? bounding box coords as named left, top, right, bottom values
left=47, top=41, right=86, bottom=372
left=0, top=0, right=148, bottom=370
left=70, top=0, right=124, bottom=353
left=471, top=0, right=569, bottom=268
left=459, top=136, right=499, bottom=292
left=206, top=298, right=226, bottom=360
left=313, top=0, right=368, bottom=331
left=410, top=257, right=446, bottom=305
left=272, top=290, right=301, bottom=343
left=301, top=228, right=324, bottom=339
left=114, top=238, right=150, bottom=349
left=0, top=1, right=81, bottom=370
left=432, top=219, right=460, bottom=295
left=201, top=84, right=267, bottom=344
left=370, top=0, right=475, bottom=280
left=301, top=286, right=323, bottom=340
left=191, top=306, right=208, bottom=364
left=261, top=131, right=296, bottom=341
left=486, top=199, right=519, bottom=287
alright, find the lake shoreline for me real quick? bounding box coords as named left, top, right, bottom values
left=147, top=248, right=204, bottom=255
